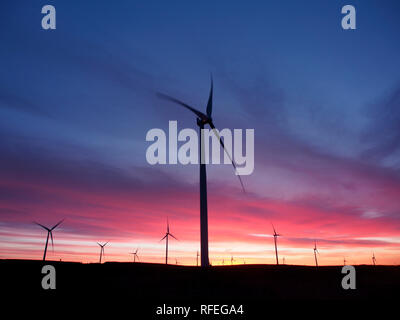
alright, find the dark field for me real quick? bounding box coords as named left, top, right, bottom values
left=2, top=259, right=399, bottom=316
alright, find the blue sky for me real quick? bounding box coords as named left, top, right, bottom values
left=1, top=1, right=400, bottom=264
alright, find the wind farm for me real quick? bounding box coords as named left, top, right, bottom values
left=1, top=0, right=400, bottom=312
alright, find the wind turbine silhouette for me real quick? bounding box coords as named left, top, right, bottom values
left=271, top=224, right=281, bottom=265
left=196, top=251, right=199, bottom=267
left=130, top=248, right=139, bottom=262
left=231, top=256, right=235, bottom=265
left=34, top=219, right=64, bottom=261
left=97, top=242, right=108, bottom=263
left=343, top=257, right=347, bottom=266
left=160, top=218, right=177, bottom=264
left=372, top=253, right=376, bottom=266
left=313, top=241, right=319, bottom=267
left=158, top=76, right=245, bottom=267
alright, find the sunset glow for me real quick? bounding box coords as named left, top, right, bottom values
left=1, top=1, right=400, bottom=267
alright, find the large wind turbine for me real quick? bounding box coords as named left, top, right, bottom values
left=271, top=224, right=281, bottom=265
left=372, top=252, right=376, bottom=266
left=97, top=242, right=108, bottom=263
left=130, top=248, right=139, bottom=262
left=158, top=77, right=245, bottom=268
left=160, top=218, right=177, bottom=264
left=34, top=219, right=64, bottom=261
left=313, top=241, right=319, bottom=267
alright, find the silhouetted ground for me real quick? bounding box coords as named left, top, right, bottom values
left=1, top=259, right=399, bottom=317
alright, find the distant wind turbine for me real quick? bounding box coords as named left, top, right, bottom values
left=231, top=256, right=235, bottom=265
left=158, top=76, right=245, bottom=267
left=97, top=242, right=108, bottom=263
left=343, top=257, right=347, bottom=266
left=372, top=253, right=376, bottom=266
left=271, top=224, right=281, bottom=265
left=175, top=258, right=178, bottom=265
left=160, top=218, right=177, bottom=264
left=313, top=241, right=319, bottom=267
left=34, top=219, right=64, bottom=261
left=130, top=248, right=139, bottom=262
left=196, top=251, right=199, bottom=267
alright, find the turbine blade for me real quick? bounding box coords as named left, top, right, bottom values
left=34, top=222, right=50, bottom=231
left=51, top=219, right=64, bottom=231
left=169, top=233, right=178, bottom=241
left=104, top=242, right=109, bottom=247
left=157, top=93, right=208, bottom=121
left=209, top=122, right=245, bottom=192
left=206, top=75, right=213, bottom=118
left=160, top=234, right=167, bottom=242
left=271, top=223, right=276, bottom=234
left=97, top=242, right=102, bottom=247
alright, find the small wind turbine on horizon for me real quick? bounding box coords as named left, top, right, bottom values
left=196, top=251, right=199, bottom=267
left=231, top=256, right=235, bottom=265
left=343, top=257, right=347, bottom=266
left=157, top=76, right=245, bottom=268
left=97, top=242, right=108, bottom=264
left=372, top=253, right=376, bottom=266
left=34, top=219, right=64, bottom=261
left=160, top=218, right=178, bottom=264
left=271, top=224, right=281, bottom=265
left=130, top=248, right=139, bottom=262
left=313, top=241, right=319, bottom=268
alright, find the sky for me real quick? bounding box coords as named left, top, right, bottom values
left=1, top=0, right=400, bottom=265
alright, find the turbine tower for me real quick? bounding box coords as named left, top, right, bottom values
left=130, top=248, right=139, bottom=262
left=196, top=251, right=199, bottom=267
left=160, top=218, right=177, bottom=264
left=231, top=256, right=235, bottom=265
left=34, top=219, right=64, bottom=261
left=343, top=257, right=346, bottom=266
left=372, top=253, right=376, bottom=266
left=271, top=224, right=281, bottom=265
left=313, top=241, right=319, bottom=267
left=97, top=242, right=108, bottom=263
left=158, top=77, right=245, bottom=267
